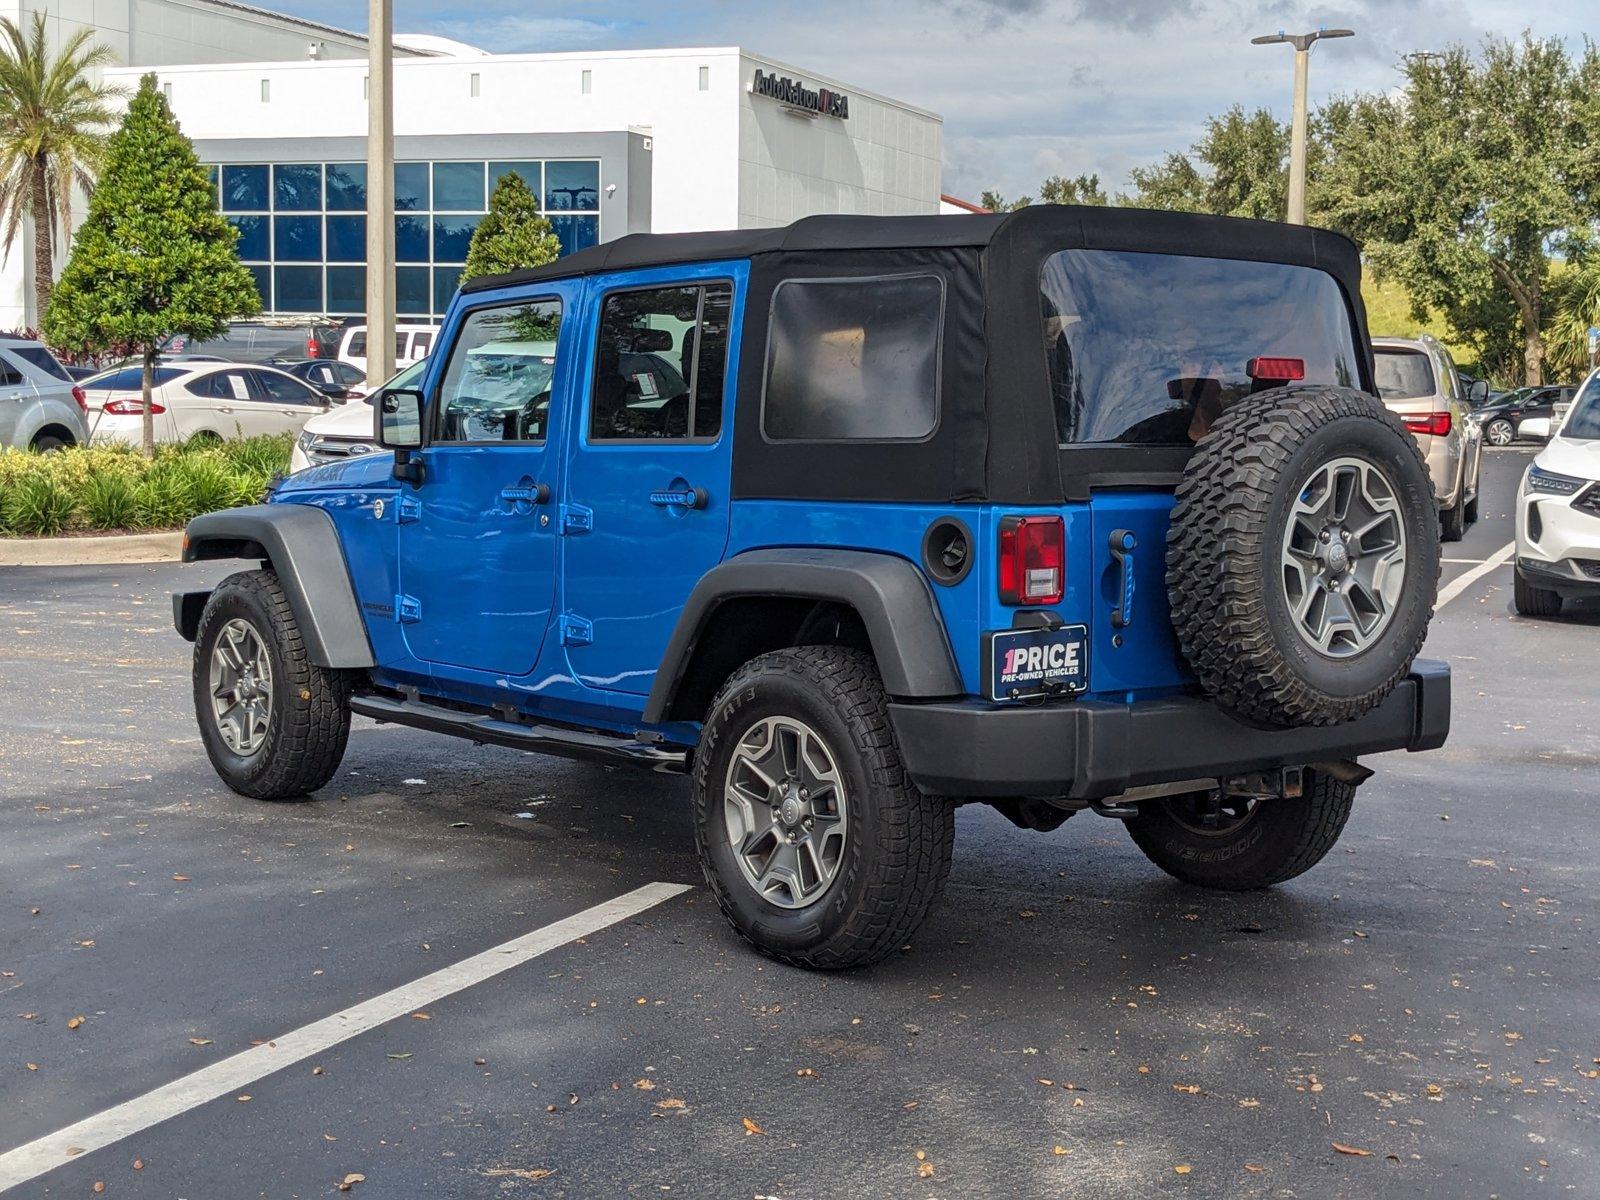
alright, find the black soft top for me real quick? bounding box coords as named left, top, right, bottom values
left=462, top=206, right=1371, bottom=505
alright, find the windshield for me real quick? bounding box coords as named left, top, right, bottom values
left=1040, top=249, right=1361, bottom=445
left=1563, top=374, right=1600, bottom=440
left=1372, top=348, right=1436, bottom=400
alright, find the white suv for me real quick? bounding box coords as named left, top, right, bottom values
left=0, top=336, right=89, bottom=451
left=1514, top=366, right=1600, bottom=616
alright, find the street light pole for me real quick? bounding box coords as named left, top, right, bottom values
left=364, top=0, right=395, bottom=389
left=1251, top=27, right=1354, bottom=225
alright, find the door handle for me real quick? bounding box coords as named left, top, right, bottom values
left=500, top=482, right=550, bottom=510
left=1109, top=529, right=1137, bottom=629
left=217, top=406, right=234, bottom=414
left=649, top=486, right=708, bottom=509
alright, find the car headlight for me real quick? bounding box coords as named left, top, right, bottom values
left=1526, top=465, right=1586, bottom=496
left=296, top=429, right=316, bottom=452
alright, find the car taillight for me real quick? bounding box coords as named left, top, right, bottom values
left=306, top=335, right=320, bottom=358
left=1246, top=356, right=1306, bottom=382
left=999, top=515, right=1064, bottom=605
left=103, top=398, right=167, bottom=415
left=71, top=385, right=87, bottom=414
left=1403, top=412, right=1451, bottom=437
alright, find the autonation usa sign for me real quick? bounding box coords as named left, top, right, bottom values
left=751, top=70, right=849, bottom=120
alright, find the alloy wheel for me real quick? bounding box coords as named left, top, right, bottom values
left=722, top=716, right=848, bottom=909
left=1280, top=456, right=1408, bottom=658
left=209, top=618, right=273, bottom=757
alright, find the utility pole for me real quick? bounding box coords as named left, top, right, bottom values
left=1251, top=27, right=1354, bottom=224
left=364, top=0, right=395, bottom=389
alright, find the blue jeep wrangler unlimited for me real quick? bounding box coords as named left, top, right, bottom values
left=176, top=206, right=1449, bottom=969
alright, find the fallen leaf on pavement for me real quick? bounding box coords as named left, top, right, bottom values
left=1244, top=1163, right=1264, bottom=1173
left=918, top=1162, right=935, bottom=1178
left=742, top=1117, right=764, bottom=1136
left=1052, top=1146, right=1069, bottom=1156
left=1174, top=1164, right=1191, bottom=1175
left=387, top=1053, right=411, bottom=1060
left=1332, top=1142, right=1371, bottom=1157
left=133, top=1160, right=143, bottom=1170
left=411, top=1012, right=431, bottom=1020
left=236, top=1094, right=251, bottom=1102
left=633, top=1078, right=655, bottom=1090
left=656, top=1098, right=686, bottom=1110
left=338, top=1173, right=365, bottom=1191
left=25, top=1063, right=37, bottom=1071
left=1173, top=1083, right=1201, bottom=1094
left=67, top=1016, right=84, bottom=1030
left=171, top=875, right=190, bottom=882
left=188, top=1037, right=212, bottom=1046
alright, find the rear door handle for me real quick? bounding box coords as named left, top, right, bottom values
left=500, top=482, right=550, bottom=510
left=1109, top=529, right=1137, bottom=628
left=649, top=486, right=708, bottom=509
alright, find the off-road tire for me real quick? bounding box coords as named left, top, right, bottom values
left=1513, top=571, right=1563, bottom=617
left=1125, top=769, right=1355, bottom=890
left=193, top=569, right=352, bottom=800
left=692, top=647, right=955, bottom=970
left=1167, top=385, right=1439, bottom=727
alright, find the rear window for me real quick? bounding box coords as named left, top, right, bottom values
left=763, top=274, right=943, bottom=441
left=1373, top=348, right=1436, bottom=400
left=1040, top=250, right=1361, bottom=445
left=85, top=367, right=185, bottom=392
left=7, top=345, right=71, bottom=381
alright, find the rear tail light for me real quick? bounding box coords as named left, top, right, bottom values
left=306, top=335, right=320, bottom=358
left=1246, top=356, right=1306, bottom=382
left=1403, top=411, right=1451, bottom=437
left=999, top=515, right=1064, bottom=605
left=103, top=397, right=167, bottom=415
left=71, top=385, right=87, bottom=414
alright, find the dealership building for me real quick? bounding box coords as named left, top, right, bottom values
left=0, top=2, right=944, bottom=327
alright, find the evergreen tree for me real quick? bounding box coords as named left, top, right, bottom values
left=462, top=171, right=561, bottom=281
left=43, top=74, right=258, bottom=456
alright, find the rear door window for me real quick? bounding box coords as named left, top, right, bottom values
left=590, top=283, right=732, bottom=442
left=1373, top=349, right=1436, bottom=400
left=762, top=274, right=943, bottom=441
left=1040, top=250, right=1361, bottom=445
left=8, top=345, right=71, bottom=381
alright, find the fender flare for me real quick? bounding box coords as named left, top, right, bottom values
left=643, top=548, right=963, bottom=724
left=176, top=503, right=376, bottom=669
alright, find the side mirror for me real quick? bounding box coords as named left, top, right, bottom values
left=375, top=388, right=425, bottom=485
left=375, top=388, right=424, bottom=450
left=1468, top=379, right=1489, bottom=404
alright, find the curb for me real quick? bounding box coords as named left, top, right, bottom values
left=0, top=531, right=183, bottom=567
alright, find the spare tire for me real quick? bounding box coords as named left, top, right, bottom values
left=1167, top=385, right=1439, bottom=727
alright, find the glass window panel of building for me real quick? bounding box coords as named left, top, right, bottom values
left=207, top=158, right=600, bottom=318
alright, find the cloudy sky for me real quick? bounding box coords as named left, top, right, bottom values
left=271, top=0, right=1594, bottom=204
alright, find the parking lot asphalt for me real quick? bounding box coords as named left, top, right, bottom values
left=2, top=444, right=1597, bottom=1199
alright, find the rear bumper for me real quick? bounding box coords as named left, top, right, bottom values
left=888, top=660, right=1451, bottom=798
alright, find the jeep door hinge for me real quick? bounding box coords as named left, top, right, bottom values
left=394, top=593, right=422, bottom=624
left=395, top=493, right=422, bottom=524
left=558, top=612, right=593, bottom=646
left=559, top=503, right=593, bottom=536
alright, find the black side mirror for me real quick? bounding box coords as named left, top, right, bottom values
left=376, top=388, right=425, bottom=484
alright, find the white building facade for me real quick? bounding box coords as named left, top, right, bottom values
left=46, top=46, right=941, bottom=325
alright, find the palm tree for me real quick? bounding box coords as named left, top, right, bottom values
left=0, top=13, right=123, bottom=323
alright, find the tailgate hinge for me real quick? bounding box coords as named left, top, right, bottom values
left=559, top=503, right=593, bottom=535
left=559, top=612, right=593, bottom=646
left=393, top=593, right=422, bottom=624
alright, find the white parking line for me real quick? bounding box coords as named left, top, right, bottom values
left=0, top=881, right=691, bottom=1193
left=1436, top=541, right=1516, bottom=609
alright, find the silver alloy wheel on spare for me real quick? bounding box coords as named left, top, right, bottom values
left=209, top=617, right=273, bottom=757
left=1280, top=456, right=1409, bottom=658
left=722, top=715, right=849, bottom=909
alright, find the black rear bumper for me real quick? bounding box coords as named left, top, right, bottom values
left=888, top=659, right=1450, bottom=798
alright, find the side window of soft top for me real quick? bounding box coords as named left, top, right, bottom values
left=589, top=282, right=733, bottom=442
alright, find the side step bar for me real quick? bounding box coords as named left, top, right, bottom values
left=349, top=694, right=687, bottom=774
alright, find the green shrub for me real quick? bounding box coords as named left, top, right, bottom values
left=2, top=474, right=77, bottom=536
left=216, top=433, right=293, bottom=477
left=133, top=460, right=195, bottom=529
left=80, top=471, right=142, bottom=531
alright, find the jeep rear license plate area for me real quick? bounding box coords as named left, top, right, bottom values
left=985, top=624, right=1089, bottom=701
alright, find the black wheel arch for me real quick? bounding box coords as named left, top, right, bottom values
left=176, top=504, right=375, bottom=669
left=644, top=548, right=964, bottom=725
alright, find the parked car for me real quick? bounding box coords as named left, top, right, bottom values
left=160, top=318, right=345, bottom=365
left=276, top=358, right=369, bottom=403
left=336, top=323, right=437, bottom=376
left=0, top=336, right=89, bottom=451
left=1476, top=384, right=1578, bottom=446
left=289, top=360, right=426, bottom=472
left=174, top=208, right=1449, bottom=970
left=1513, top=367, right=1600, bottom=616
left=83, top=361, right=330, bottom=446
left=1371, top=335, right=1483, bottom=541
